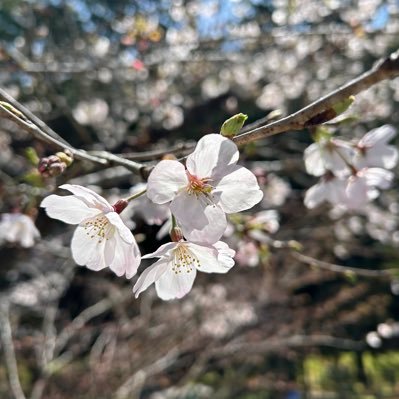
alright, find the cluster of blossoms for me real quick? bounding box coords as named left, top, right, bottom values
left=225, top=210, right=280, bottom=268
left=304, top=125, right=397, bottom=210
left=39, top=134, right=263, bottom=300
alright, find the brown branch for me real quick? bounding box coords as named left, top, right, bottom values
left=0, top=88, right=70, bottom=147
left=0, top=90, right=146, bottom=174
left=293, top=252, right=394, bottom=278
left=0, top=101, right=107, bottom=165
left=233, top=49, right=399, bottom=145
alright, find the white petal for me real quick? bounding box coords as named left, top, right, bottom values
left=213, top=241, right=236, bottom=270
left=325, top=179, right=348, bottom=206
left=147, top=160, right=188, bottom=204
left=142, top=242, right=177, bottom=259
left=304, top=143, right=326, bottom=176
left=363, top=168, right=394, bottom=189
left=359, top=125, right=396, bottom=147
left=71, top=226, right=108, bottom=271
left=60, top=184, right=113, bottom=211
left=155, top=263, right=197, bottom=300
left=186, top=134, right=239, bottom=179
left=216, top=165, right=263, bottom=213
left=20, top=225, right=39, bottom=248
left=41, top=195, right=101, bottom=224
left=304, top=182, right=327, bottom=209
left=105, top=212, right=134, bottom=244
left=182, top=205, right=227, bottom=244
left=170, top=191, right=212, bottom=231
left=345, top=176, right=370, bottom=209
left=189, top=242, right=234, bottom=273
left=108, top=234, right=141, bottom=279
left=324, top=143, right=353, bottom=176
left=133, top=258, right=169, bottom=298
left=156, top=219, right=172, bottom=241
left=365, top=146, right=398, bottom=169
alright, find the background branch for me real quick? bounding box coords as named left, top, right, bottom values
left=233, top=49, right=399, bottom=145
left=293, top=251, right=395, bottom=278
left=0, top=301, right=27, bottom=399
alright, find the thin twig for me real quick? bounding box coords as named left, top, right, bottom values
left=0, top=87, right=70, bottom=147
left=0, top=101, right=107, bottom=165
left=85, top=151, right=145, bottom=175
left=113, top=142, right=195, bottom=161
left=233, top=49, right=399, bottom=145
left=54, top=287, right=132, bottom=354
left=0, top=301, right=27, bottom=399
left=293, top=251, right=394, bottom=278
left=0, top=89, right=146, bottom=174
left=210, top=334, right=366, bottom=359
left=114, top=346, right=181, bottom=399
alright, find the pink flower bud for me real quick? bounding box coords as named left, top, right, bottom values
left=112, top=199, right=128, bottom=214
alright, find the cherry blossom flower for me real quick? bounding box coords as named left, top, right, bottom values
left=235, top=240, right=259, bottom=267
left=248, top=210, right=280, bottom=235
left=304, top=138, right=354, bottom=177
left=41, top=184, right=140, bottom=278
left=133, top=239, right=235, bottom=300
left=354, top=125, right=398, bottom=169
left=304, top=173, right=348, bottom=209
left=305, top=167, right=394, bottom=210
left=345, top=167, right=394, bottom=209
left=147, top=134, right=263, bottom=243
left=0, top=213, right=40, bottom=248
left=130, top=183, right=170, bottom=226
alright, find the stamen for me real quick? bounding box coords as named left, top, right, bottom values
left=83, top=215, right=114, bottom=243
left=186, top=171, right=214, bottom=201
left=171, top=243, right=201, bottom=275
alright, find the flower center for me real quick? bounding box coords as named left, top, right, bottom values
left=171, top=243, right=201, bottom=274
left=83, top=215, right=114, bottom=244
left=186, top=171, right=213, bottom=197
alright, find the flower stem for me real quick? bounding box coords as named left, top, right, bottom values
left=124, top=188, right=147, bottom=202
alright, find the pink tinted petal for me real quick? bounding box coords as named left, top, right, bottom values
left=105, top=212, right=134, bottom=244
left=142, top=242, right=177, bottom=259
left=186, top=134, right=239, bottom=179
left=345, top=177, right=369, bottom=209
left=71, top=226, right=108, bottom=271
left=366, top=146, right=398, bottom=169
left=147, top=160, right=188, bottom=204
left=107, top=234, right=141, bottom=279
left=182, top=205, right=227, bottom=244
left=363, top=168, right=394, bottom=189
left=133, top=258, right=169, bottom=298
left=60, top=184, right=113, bottom=211
left=359, top=125, right=396, bottom=147
left=325, top=179, right=348, bottom=206
left=324, top=146, right=352, bottom=177
left=155, top=263, right=197, bottom=300
left=41, top=195, right=102, bottom=224
left=216, top=165, right=263, bottom=213
left=170, top=191, right=212, bottom=231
